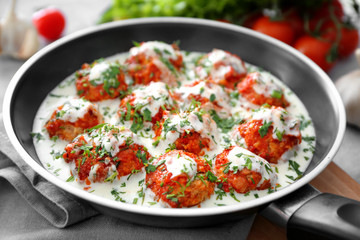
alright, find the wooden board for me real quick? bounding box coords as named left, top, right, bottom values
left=247, top=162, right=360, bottom=239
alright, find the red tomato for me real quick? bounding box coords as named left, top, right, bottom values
left=338, top=27, right=359, bottom=58
left=309, top=0, right=344, bottom=32
left=313, top=0, right=344, bottom=21
left=283, top=8, right=304, bottom=38
left=322, top=24, right=359, bottom=58
left=242, top=12, right=262, bottom=29
left=216, top=19, right=231, bottom=24
left=252, top=16, right=295, bottom=45
left=32, top=7, right=66, bottom=41
left=294, top=35, right=335, bottom=72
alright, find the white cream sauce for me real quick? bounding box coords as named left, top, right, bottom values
left=56, top=98, right=95, bottom=123
left=131, top=82, right=173, bottom=117
left=129, top=41, right=178, bottom=60
left=32, top=45, right=316, bottom=208
left=89, top=62, right=110, bottom=82
left=227, top=146, right=277, bottom=187
left=165, top=154, right=198, bottom=180
left=250, top=71, right=283, bottom=98
left=196, top=49, right=247, bottom=80
left=252, top=106, right=301, bottom=140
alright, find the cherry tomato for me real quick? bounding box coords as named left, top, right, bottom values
left=32, top=7, right=66, bottom=41
left=322, top=24, right=359, bottom=58
left=252, top=16, right=295, bottom=45
left=242, top=12, right=262, bottom=29
left=309, top=0, right=344, bottom=32
left=312, top=0, right=344, bottom=21
left=338, top=27, right=359, bottom=58
left=283, top=8, right=304, bottom=39
left=216, top=19, right=231, bottom=24
left=294, top=35, right=335, bottom=72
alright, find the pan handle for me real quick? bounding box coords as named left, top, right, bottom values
left=261, top=184, right=360, bottom=239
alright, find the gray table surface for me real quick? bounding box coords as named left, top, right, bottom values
left=1, top=0, right=360, bottom=238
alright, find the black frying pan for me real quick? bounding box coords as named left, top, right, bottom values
left=3, top=18, right=359, bottom=239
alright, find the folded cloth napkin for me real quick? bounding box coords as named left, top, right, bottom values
left=0, top=115, right=255, bottom=239
left=0, top=114, right=99, bottom=228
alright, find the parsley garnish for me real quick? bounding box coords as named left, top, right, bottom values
left=111, top=189, right=126, bottom=203
left=209, top=110, right=242, bottom=133
left=143, top=108, right=152, bottom=121
left=30, top=132, right=45, bottom=142
left=275, top=129, right=285, bottom=141
left=205, top=171, right=218, bottom=182
left=105, top=172, right=118, bottom=183
left=271, top=90, right=283, bottom=99
left=132, top=40, right=141, bottom=47
left=66, top=175, right=75, bottom=182
left=289, top=160, right=303, bottom=177
left=146, top=159, right=165, bottom=173
left=258, top=121, right=272, bottom=138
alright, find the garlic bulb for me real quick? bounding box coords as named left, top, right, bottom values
left=335, top=49, right=360, bottom=128
left=0, top=0, right=39, bottom=59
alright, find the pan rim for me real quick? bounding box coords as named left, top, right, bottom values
left=3, top=17, right=346, bottom=217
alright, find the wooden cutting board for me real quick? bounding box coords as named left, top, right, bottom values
left=248, top=162, right=360, bottom=239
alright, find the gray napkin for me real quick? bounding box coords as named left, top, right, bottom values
left=0, top=115, right=255, bottom=239
left=0, top=115, right=99, bottom=228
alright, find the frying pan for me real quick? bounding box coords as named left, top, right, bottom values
left=3, top=17, right=359, bottom=238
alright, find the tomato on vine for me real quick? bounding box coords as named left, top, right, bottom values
left=294, top=35, right=336, bottom=72
left=337, top=27, right=359, bottom=58
left=252, top=16, right=295, bottom=45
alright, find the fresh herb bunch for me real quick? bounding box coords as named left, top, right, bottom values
left=99, top=0, right=326, bottom=24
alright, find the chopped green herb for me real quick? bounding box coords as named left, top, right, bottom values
left=66, top=175, right=75, bottom=182
left=49, top=93, right=63, bottom=98
left=111, top=189, right=126, bottom=203
left=215, top=189, right=227, bottom=200
left=132, top=40, right=141, bottom=47
left=289, top=160, right=303, bottom=177
left=271, top=90, right=283, bottom=99
left=143, top=108, right=152, bottom=121
left=229, top=189, right=240, bottom=202
left=206, top=171, right=218, bottom=182
left=105, top=172, right=118, bottom=183
left=30, top=132, right=45, bottom=142
left=258, top=121, right=272, bottom=138
left=275, top=129, right=285, bottom=141
left=209, top=110, right=242, bottom=133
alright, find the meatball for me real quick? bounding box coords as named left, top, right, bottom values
left=118, top=82, right=176, bottom=133
left=44, top=98, right=103, bottom=141
left=126, top=41, right=183, bottom=87
left=146, top=150, right=215, bottom=208
left=63, top=124, right=151, bottom=183
left=214, top=146, right=277, bottom=193
left=155, top=109, right=220, bottom=156
left=75, top=60, right=127, bottom=102
left=237, top=72, right=289, bottom=108
left=233, top=106, right=301, bottom=163
left=196, top=49, right=247, bottom=89
left=173, top=80, right=231, bottom=117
